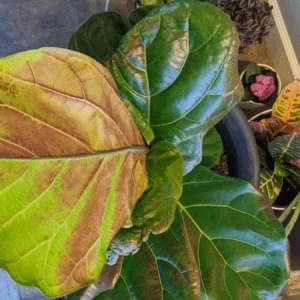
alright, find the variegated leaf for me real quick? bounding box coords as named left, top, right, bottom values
left=272, top=79, right=300, bottom=125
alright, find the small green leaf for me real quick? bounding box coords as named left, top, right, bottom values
left=180, top=165, right=288, bottom=300
left=201, top=128, right=223, bottom=168
left=69, top=12, right=131, bottom=64
left=259, top=169, right=283, bottom=203
left=268, top=133, right=300, bottom=162
left=132, top=141, right=183, bottom=234
left=243, top=63, right=261, bottom=84
left=107, top=141, right=183, bottom=259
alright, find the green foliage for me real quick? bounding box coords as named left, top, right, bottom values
left=0, top=1, right=289, bottom=300
left=107, top=141, right=183, bottom=262
left=269, top=133, right=300, bottom=162
left=201, top=128, right=223, bottom=168
left=70, top=1, right=243, bottom=174
left=69, top=12, right=131, bottom=64
left=109, top=1, right=243, bottom=173
left=180, top=166, right=288, bottom=299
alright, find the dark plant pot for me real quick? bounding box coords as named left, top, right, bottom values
left=216, top=108, right=260, bottom=187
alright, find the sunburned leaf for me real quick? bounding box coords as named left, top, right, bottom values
left=268, top=133, right=300, bottom=162
left=201, top=128, right=223, bottom=168
left=259, top=169, right=283, bottom=203
left=0, top=48, right=148, bottom=297
left=180, top=165, right=288, bottom=300
left=109, top=1, right=243, bottom=173
left=68, top=258, right=124, bottom=300
left=272, top=79, right=300, bottom=125
left=107, top=141, right=183, bottom=260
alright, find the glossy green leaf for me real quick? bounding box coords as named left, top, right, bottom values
left=0, top=48, right=148, bottom=297
left=107, top=141, right=183, bottom=261
left=201, top=128, right=223, bottom=168
left=97, top=211, right=201, bottom=300
left=259, top=169, right=283, bottom=203
left=132, top=141, right=183, bottom=234
left=109, top=1, right=243, bottom=173
left=268, top=133, right=300, bottom=162
left=180, top=165, right=288, bottom=300
left=69, top=12, right=131, bottom=65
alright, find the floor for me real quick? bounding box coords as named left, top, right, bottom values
left=0, top=0, right=134, bottom=57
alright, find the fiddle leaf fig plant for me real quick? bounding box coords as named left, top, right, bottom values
left=0, top=1, right=288, bottom=300
left=71, top=1, right=243, bottom=174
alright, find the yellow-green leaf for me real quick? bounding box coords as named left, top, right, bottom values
left=0, top=48, right=148, bottom=297
left=272, top=79, right=300, bottom=125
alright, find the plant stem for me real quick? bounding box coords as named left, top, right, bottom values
left=279, top=192, right=300, bottom=223
left=285, top=193, right=300, bottom=236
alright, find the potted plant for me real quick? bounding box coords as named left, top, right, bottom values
left=0, top=2, right=288, bottom=300
left=249, top=80, right=300, bottom=234
left=240, top=63, right=282, bottom=111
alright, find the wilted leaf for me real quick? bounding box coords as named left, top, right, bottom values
left=68, top=259, right=124, bottom=300
left=269, top=133, right=300, bottom=162
left=109, top=1, right=243, bottom=173
left=272, top=79, right=300, bottom=125
left=107, top=141, right=183, bottom=260
left=0, top=48, right=148, bottom=297
left=201, top=128, right=223, bottom=168
left=97, top=211, right=200, bottom=300
left=259, top=169, right=283, bottom=203
left=180, top=165, right=288, bottom=299
left=69, top=12, right=131, bottom=65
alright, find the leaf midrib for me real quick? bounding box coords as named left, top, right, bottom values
left=0, top=145, right=148, bottom=162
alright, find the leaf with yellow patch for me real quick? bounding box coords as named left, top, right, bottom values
left=0, top=48, right=148, bottom=297
left=272, top=80, right=300, bottom=125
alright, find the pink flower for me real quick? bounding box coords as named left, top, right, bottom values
left=290, top=160, right=300, bottom=169
left=250, top=74, right=276, bottom=101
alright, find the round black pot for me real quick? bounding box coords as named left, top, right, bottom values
left=216, top=108, right=260, bottom=187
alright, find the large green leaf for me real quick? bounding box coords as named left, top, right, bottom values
left=180, top=165, right=288, bottom=300
left=268, top=133, right=300, bottom=162
left=0, top=48, right=148, bottom=297
left=97, top=211, right=200, bottom=300
left=201, top=128, right=223, bottom=168
left=109, top=1, right=243, bottom=173
left=107, top=141, right=183, bottom=262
